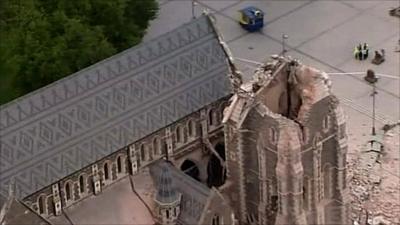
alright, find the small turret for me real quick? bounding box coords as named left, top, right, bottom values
left=154, top=167, right=181, bottom=225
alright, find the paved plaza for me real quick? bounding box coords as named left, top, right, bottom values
left=145, top=0, right=400, bottom=139
left=145, top=1, right=400, bottom=221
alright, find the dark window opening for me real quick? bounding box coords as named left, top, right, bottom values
left=208, top=110, right=214, bottom=126
left=176, top=126, right=182, bottom=143
left=207, top=143, right=226, bottom=187
left=270, top=195, right=278, bottom=212
left=140, top=145, right=145, bottom=161
left=153, top=138, right=159, bottom=156
left=166, top=209, right=170, bottom=219
left=38, top=196, right=45, bottom=214
left=163, top=141, right=168, bottom=159
left=117, top=156, right=122, bottom=173
left=212, top=215, right=220, bottom=225
left=79, top=175, right=85, bottom=193
left=104, top=163, right=109, bottom=180
left=65, top=183, right=71, bottom=201
left=181, top=160, right=200, bottom=181
left=174, top=207, right=177, bottom=216
left=303, top=186, right=307, bottom=209
left=188, top=120, right=194, bottom=137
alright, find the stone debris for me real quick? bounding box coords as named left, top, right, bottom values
left=371, top=49, right=385, bottom=65
left=349, top=129, right=400, bottom=225
left=389, top=7, right=400, bottom=18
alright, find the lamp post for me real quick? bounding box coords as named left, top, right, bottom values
left=192, top=0, right=197, bottom=19
left=364, top=69, right=378, bottom=135
left=282, top=34, right=289, bottom=56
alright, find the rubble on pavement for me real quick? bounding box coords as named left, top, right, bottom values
left=348, top=127, right=400, bottom=225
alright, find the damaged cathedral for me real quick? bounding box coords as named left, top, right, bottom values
left=0, top=14, right=349, bottom=225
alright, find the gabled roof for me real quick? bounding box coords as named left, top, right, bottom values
left=0, top=195, right=51, bottom=225
left=150, top=161, right=211, bottom=225
left=0, top=15, right=233, bottom=198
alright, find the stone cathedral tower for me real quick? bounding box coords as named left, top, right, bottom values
left=222, top=56, right=349, bottom=225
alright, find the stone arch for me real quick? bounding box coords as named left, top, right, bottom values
left=103, top=161, right=111, bottom=181
left=153, top=136, right=161, bottom=156
left=140, top=144, right=146, bottom=162
left=116, top=154, right=126, bottom=174
left=303, top=175, right=311, bottom=210
left=180, top=159, right=200, bottom=181
left=212, top=214, right=221, bottom=225
left=208, top=108, right=216, bottom=126
left=269, top=127, right=278, bottom=145
left=322, top=114, right=331, bottom=132
left=323, top=163, right=333, bottom=199
left=78, top=173, right=87, bottom=194
left=64, top=180, right=73, bottom=202
left=175, top=125, right=183, bottom=143
left=37, top=194, right=47, bottom=215
left=207, top=142, right=226, bottom=187
left=187, top=119, right=196, bottom=138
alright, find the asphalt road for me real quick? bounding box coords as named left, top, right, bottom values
left=144, top=0, right=400, bottom=140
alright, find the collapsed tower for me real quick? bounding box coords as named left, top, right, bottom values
left=222, top=56, right=349, bottom=225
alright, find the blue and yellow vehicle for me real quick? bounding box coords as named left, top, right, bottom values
left=238, top=6, right=264, bottom=32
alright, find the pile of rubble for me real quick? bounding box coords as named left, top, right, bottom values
left=348, top=128, right=400, bottom=225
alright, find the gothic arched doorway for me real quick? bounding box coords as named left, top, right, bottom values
left=180, top=159, right=200, bottom=181
left=207, top=142, right=226, bottom=187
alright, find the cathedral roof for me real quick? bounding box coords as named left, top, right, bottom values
left=0, top=15, right=233, bottom=198
left=0, top=193, right=50, bottom=225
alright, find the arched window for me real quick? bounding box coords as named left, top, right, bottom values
left=79, top=175, right=85, bottom=193
left=38, top=195, right=45, bottom=214
left=65, top=182, right=72, bottom=201
left=208, top=109, right=214, bottom=126
left=117, top=156, right=123, bottom=173
left=140, top=144, right=146, bottom=161
left=187, top=120, right=196, bottom=137
left=176, top=126, right=182, bottom=143
left=148, top=145, right=153, bottom=160
left=323, top=115, right=330, bottom=132
left=212, top=214, right=220, bottom=225
left=324, top=165, right=332, bottom=199
left=269, top=127, right=278, bottom=144
left=103, top=163, right=109, bottom=180
left=163, top=141, right=168, bottom=156
left=153, top=137, right=160, bottom=156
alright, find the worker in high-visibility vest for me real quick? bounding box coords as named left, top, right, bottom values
left=354, top=44, right=362, bottom=60
left=361, top=43, right=369, bottom=60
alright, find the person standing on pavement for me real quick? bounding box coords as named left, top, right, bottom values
left=362, top=43, right=369, bottom=60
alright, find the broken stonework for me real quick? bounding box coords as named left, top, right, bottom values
left=221, top=56, right=349, bottom=225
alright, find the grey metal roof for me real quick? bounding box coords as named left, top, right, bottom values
left=0, top=15, right=232, bottom=198
left=150, top=161, right=210, bottom=225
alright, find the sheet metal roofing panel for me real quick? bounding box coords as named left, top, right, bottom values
left=0, top=15, right=232, bottom=198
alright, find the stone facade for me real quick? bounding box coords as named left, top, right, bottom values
left=222, top=56, right=349, bottom=225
